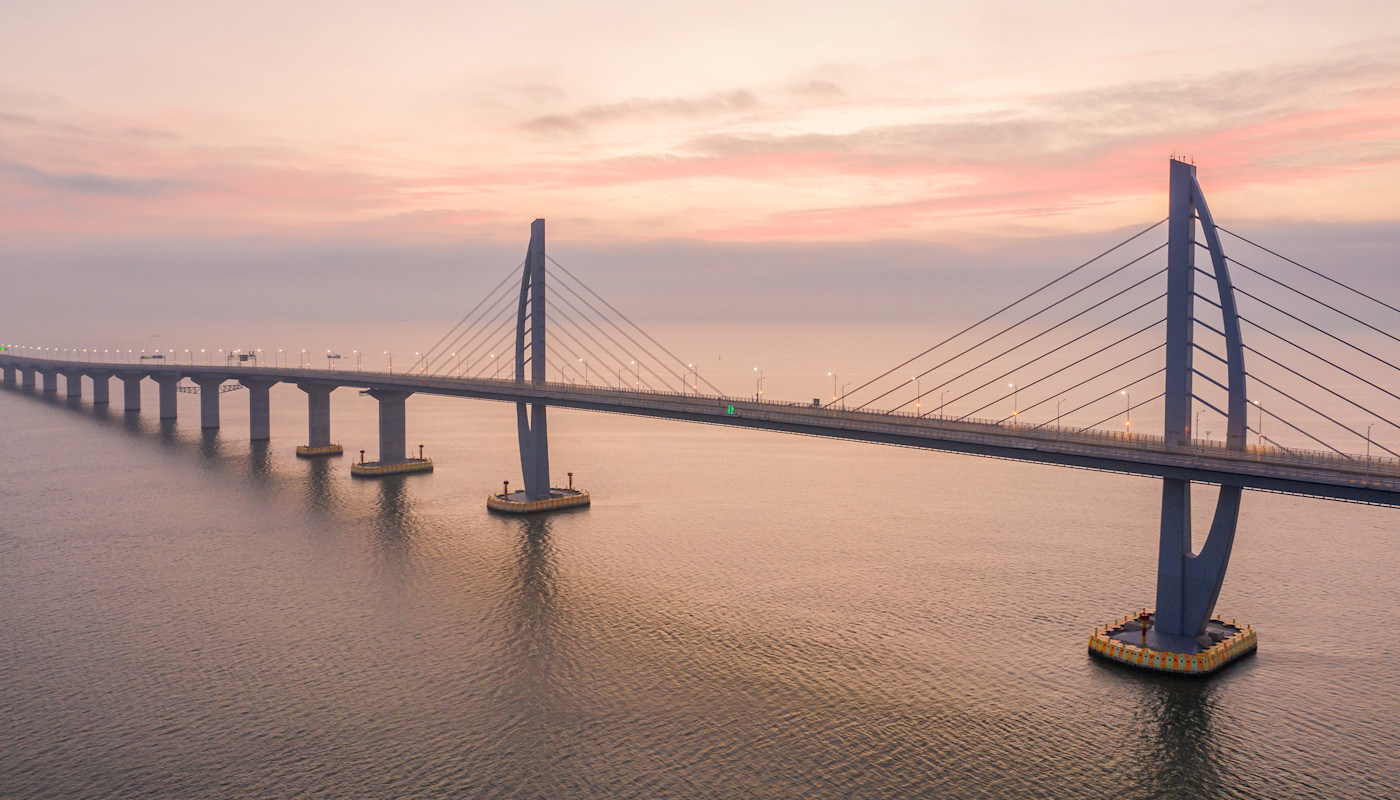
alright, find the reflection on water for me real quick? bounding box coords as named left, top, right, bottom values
left=511, top=517, right=563, bottom=665
left=303, top=457, right=339, bottom=511
left=199, top=428, right=222, bottom=459
left=247, top=440, right=274, bottom=483
left=1133, top=678, right=1226, bottom=796
left=371, top=476, right=419, bottom=584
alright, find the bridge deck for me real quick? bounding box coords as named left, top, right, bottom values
left=5, top=355, right=1398, bottom=505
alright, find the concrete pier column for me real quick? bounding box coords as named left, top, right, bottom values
left=21, top=368, right=35, bottom=388
left=368, top=389, right=411, bottom=465
left=91, top=372, right=111, bottom=405
left=298, top=383, right=335, bottom=446
left=63, top=371, right=83, bottom=399
left=193, top=377, right=225, bottom=430
left=118, top=373, right=143, bottom=411
left=152, top=375, right=180, bottom=420
left=2, top=366, right=14, bottom=385
left=40, top=369, right=58, bottom=394
left=240, top=379, right=278, bottom=441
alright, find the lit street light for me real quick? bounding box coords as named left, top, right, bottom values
left=1251, top=399, right=1264, bottom=447
left=1121, top=389, right=1131, bottom=431
left=1008, top=383, right=1018, bottom=423
left=753, top=367, right=764, bottom=400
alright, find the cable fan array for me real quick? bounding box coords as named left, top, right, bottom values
left=835, top=219, right=1173, bottom=436
left=1201, top=227, right=1400, bottom=460
left=407, top=256, right=723, bottom=396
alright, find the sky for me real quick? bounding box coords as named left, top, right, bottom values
left=2, top=0, right=1399, bottom=333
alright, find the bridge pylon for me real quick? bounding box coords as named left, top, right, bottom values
left=1093, top=159, right=1255, bottom=675
left=491, top=218, right=590, bottom=514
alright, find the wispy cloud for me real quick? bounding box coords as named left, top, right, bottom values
left=521, top=89, right=761, bottom=134
left=0, top=159, right=187, bottom=197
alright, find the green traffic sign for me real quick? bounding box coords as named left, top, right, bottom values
left=726, top=404, right=735, bottom=415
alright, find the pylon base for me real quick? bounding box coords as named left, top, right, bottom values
left=296, top=443, right=344, bottom=457
left=487, top=488, right=590, bottom=514
left=350, top=458, right=433, bottom=477
left=1089, top=611, right=1256, bottom=676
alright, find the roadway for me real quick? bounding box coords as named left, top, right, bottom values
left=4, top=354, right=1398, bottom=506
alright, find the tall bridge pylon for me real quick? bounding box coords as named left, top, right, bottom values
left=1154, top=159, right=1248, bottom=648
left=515, top=218, right=552, bottom=500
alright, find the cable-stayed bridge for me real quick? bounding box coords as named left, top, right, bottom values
left=4, top=159, right=1398, bottom=665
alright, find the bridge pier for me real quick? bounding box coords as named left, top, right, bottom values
left=90, top=372, right=111, bottom=405
left=118, top=374, right=142, bottom=412
left=1092, top=159, right=1253, bottom=676
left=152, top=375, right=179, bottom=420
left=295, top=383, right=342, bottom=456
left=21, top=368, right=35, bottom=389
left=192, top=377, right=224, bottom=429
left=240, top=379, right=277, bottom=441
left=488, top=219, right=588, bottom=513
left=40, top=369, right=58, bottom=394
left=2, top=366, right=14, bottom=385
left=63, top=370, right=82, bottom=399
left=351, top=389, right=431, bottom=476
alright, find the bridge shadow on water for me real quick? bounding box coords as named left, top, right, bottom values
left=1114, top=669, right=1233, bottom=796
left=3, top=382, right=371, bottom=527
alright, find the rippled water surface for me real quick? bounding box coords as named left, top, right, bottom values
left=2, top=380, right=1398, bottom=799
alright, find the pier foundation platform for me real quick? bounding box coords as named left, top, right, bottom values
left=1088, top=611, right=1256, bottom=676
left=351, top=456, right=433, bottom=477
left=487, top=476, right=590, bottom=514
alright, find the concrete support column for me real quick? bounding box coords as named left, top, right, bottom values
left=193, top=377, right=224, bottom=430
left=152, top=375, right=180, bottom=420
left=40, top=369, right=58, bottom=394
left=63, top=371, right=83, bottom=399
left=91, top=372, right=111, bottom=405
left=240, top=379, right=278, bottom=441
left=21, top=369, right=35, bottom=388
left=299, top=383, right=335, bottom=447
left=119, top=374, right=143, bottom=412
left=368, top=389, right=411, bottom=465
left=2, top=366, right=14, bottom=385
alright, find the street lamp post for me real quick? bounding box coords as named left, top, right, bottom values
left=355, top=350, right=361, bottom=371
left=1251, top=399, right=1264, bottom=447
left=829, top=372, right=837, bottom=403
left=579, top=358, right=588, bottom=384
left=753, top=367, right=764, bottom=400
left=1008, top=383, right=1018, bottom=424
left=1121, top=389, right=1131, bottom=433
left=386, top=351, right=394, bottom=374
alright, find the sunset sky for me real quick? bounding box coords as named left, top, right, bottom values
left=3, top=1, right=1398, bottom=329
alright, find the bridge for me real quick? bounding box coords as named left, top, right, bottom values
left=4, top=159, right=1398, bottom=667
